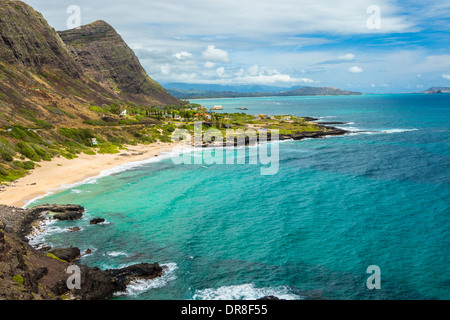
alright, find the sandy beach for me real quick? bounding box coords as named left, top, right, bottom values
left=0, top=142, right=178, bottom=208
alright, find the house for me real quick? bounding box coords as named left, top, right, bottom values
left=120, top=109, right=127, bottom=116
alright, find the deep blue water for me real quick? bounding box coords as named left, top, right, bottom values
left=30, top=94, right=449, bottom=300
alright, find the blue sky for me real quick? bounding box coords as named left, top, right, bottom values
left=21, top=0, right=450, bottom=92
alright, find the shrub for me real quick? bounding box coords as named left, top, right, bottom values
left=22, top=161, right=35, bottom=170
left=17, top=142, right=40, bottom=161
left=89, top=106, right=104, bottom=113
left=31, top=144, right=52, bottom=161
left=34, top=119, right=54, bottom=129
left=97, top=143, right=120, bottom=154
left=83, top=150, right=96, bottom=156
left=0, top=164, right=25, bottom=182
left=58, top=128, right=97, bottom=146
left=0, top=138, right=16, bottom=161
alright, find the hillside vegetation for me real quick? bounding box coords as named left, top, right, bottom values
left=0, top=0, right=182, bottom=183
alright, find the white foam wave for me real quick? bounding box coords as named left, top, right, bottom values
left=318, top=116, right=336, bottom=119
left=347, top=128, right=418, bottom=135
left=26, top=217, right=58, bottom=249
left=192, top=283, right=302, bottom=301
left=115, top=263, right=178, bottom=297
left=107, top=251, right=129, bottom=257
left=381, top=128, right=418, bottom=133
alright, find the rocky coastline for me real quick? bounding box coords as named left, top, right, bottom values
left=0, top=120, right=350, bottom=300
left=198, top=122, right=350, bottom=148
left=0, top=204, right=164, bottom=300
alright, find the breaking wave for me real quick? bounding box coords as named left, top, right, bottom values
left=192, top=283, right=302, bottom=300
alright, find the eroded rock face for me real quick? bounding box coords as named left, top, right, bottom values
left=0, top=204, right=165, bottom=300
left=0, top=1, right=81, bottom=77
left=90, top=218, right=105, bottom=225
left=257, top=296, right=281, bottom=300
left=53, top=211, right=83, bottom=221
left=107, top=263, right=164, bottom=285
left=29, top=204, right=85, bottom=214
left=62, top=263, right=164, bottom=300
left=28, top=204, right=85, bottom=221
left=49, top=247, right=81, bottom=263
left=0, top=228, right=67, bottom=300
left=0, top=205, right=34, bottom=239
left=58, top=20, right=179, bottom=106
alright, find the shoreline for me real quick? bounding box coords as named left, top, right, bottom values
left=0, top=142, right=178, bottom=208
left=0, top=121, right=349, bottom=209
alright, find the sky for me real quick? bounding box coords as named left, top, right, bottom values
left=20, top=0, right=450, bottom=93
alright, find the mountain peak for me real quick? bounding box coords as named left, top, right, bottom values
left=58, top=21, right=178, bottom=105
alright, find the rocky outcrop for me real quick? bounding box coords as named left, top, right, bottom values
left=90, top=218, right=105, bottom=225
left=0, top=204, right=85, bottom=240
left=51, top=262, right=163, bottom=300
left=258, top=296, right=282, bottom=300
left=53, top=211, right=83, bottom=221
left=29, top=204, right=85, bottom=222
left=49, top=247, right=81, bottom=263
left=28, top=204, right=85, bottom=215
left=198, top=125, right=349, bottom=148
left=0, top=204, right=165, bottom=300
left=280, top=128, right=348, bottom=141
left=0, top=205, right=35, bottom=239
left=0, top=227, right=67, bottom=300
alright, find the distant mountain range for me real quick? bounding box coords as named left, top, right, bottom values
left=421, top=87, right=450, bottom=94
left=166, top=84, right=362, bottom=99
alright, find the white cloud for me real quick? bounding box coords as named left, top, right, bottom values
left=216, top=67, right=226, bottom=77
left=349, top=66, right=363, bottom=73
left=247, top=64, right=260, bottom=76
left=24, top=0, right=448, bottom=91
left=202, top=45, right=230, bottom=63
left=174, top=51, right=192, bottom=59
left=234, top=74, right=314, bottom=85
left=339, top=53, right=355, bottom=61
left=26, top=0, right=418, bottom=36
left=159, top=64, right=171, bottom=75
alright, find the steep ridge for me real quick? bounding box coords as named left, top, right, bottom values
left=0, top=1, right=81, bottom=77
left=58, top=20, right=179, bottom=106
left=0, top=0, right=180, bottom=184
left=0, top=0, right=179, bottom=128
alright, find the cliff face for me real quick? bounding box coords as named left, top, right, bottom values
left=58, top=20, right=179, bottom=106
left=0, top=1, right=81, bottom=77
left=0, top=0, right=179, bottom=127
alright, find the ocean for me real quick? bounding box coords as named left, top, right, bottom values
left=29, top=94, right=450, bottom=300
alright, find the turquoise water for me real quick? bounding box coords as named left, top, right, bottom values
left=30, top=94, right=449, bottom=300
